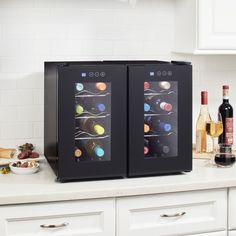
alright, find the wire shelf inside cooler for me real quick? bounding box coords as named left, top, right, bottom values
left=75, top=92, right=111, bottom=98
left=75, top=113, right=111, bottom=119
left=144, top=90, right=176, bottom=96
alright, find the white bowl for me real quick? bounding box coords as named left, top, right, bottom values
left=9, top=162, right=39, bottom=175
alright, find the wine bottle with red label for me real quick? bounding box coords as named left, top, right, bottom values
left=218, top=85, right=234, bottom=147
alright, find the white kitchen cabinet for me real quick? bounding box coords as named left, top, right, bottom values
left=0, top=198, right=115, bottom=236
left=229, top=188, right=236, bottom=230
left=117, top=189, right=227, bottom=236
left=175, top=0, right=236, bottom=54
left=229, top=232, right=236, bottom=236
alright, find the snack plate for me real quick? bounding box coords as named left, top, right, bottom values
left=9, top=162, right=40, bottom=175
left=0, top=155, right=45, bottom=166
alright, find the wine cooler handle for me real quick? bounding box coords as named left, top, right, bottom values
left=40, top=222, right=69, bottom=229
left=160, top=212, right=186, bottom=218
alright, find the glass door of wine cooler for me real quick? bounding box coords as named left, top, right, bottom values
left=57, top=64, right=127, bottom=181
left=128, top=63, right=192, bottom=177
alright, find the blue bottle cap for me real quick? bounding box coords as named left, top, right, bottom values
left=159, top=122, right=172, bottom=132
left=94, top=146, right=105, bottom=158
left=144, top=103, right=151, bottom=112
left=96, top=103, right=106, bottom=112
left=76, top=83, right=84, bottom=92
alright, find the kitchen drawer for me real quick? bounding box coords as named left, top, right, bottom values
left=117, top=189, right=227, bottom=236
left=0, top=198, right=115, bottom=236
left=229, top=188, right=236, bottom=229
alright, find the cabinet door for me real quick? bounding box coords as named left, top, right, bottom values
left=117, top=189, right=227, bottom=236
left=229, top=231, right=236, bottom=236
left=229, top=188, right=236, bottom=230
left=0, top=198, right=115, bottom=236
left=198, top=0, right=236, bottom=50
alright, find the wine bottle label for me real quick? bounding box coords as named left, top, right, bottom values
left=195, top=130, right=203, bottom=152
left=225, top=118, right=233, bottom=145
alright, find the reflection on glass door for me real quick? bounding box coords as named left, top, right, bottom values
left=74, top=82, right=111, bottom=162
left=144, top=81, right=178, bottom=159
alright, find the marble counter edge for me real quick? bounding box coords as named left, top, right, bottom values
left=1, top=178, right=236, bottom=205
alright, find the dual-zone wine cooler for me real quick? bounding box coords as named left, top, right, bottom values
left=45, top=61, right=192, bottom=182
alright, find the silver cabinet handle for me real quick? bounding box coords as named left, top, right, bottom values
left=40, top=222, right=69, bottom=229
left=160, top=212, right=186, bottom=218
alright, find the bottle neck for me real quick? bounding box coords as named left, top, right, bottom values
left=223, top=89, right=229, bottom=102
left=200, top=104, right=209, bottom=114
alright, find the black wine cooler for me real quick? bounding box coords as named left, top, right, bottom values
left=44, top=61, right=192, bottom=182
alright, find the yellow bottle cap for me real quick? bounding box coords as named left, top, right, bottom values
left=94, top=124, right=105, bottom=135
left=144, top=124, right=150, bottom=133
left=76, top=105, right=84, bottom=115
left=95, top=82, right=107, bottom=91
left=75, top=149, right=82, bottom=157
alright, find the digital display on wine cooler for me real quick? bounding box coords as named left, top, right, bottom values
left=74, top=82, right=111, bottom=162
left=144, top=81, right=178, bottom=159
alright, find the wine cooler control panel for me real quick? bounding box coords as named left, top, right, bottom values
left=74, top=82, right=111, bottom=162
left=144, top=80, right=178, bottom=159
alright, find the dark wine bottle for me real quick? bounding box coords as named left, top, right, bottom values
left=144, top=138, right=149, bottom=155
left=218, top=85, right=234, bottom=145
left=80, top=119, right=105, bottom=135
left=84, top=140, right=105, bottom=159
left=145, top=96, right=173, bottom=113
left=144, top=116, right=172, bottom=132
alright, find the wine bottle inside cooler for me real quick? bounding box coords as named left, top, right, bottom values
left=80, top=118, right=105, bottom=135
left=145, top=96, right=173, bottom=113
left=144, top=81, right=171, bottom=91
left=84, top=140, right=105, bottom=160
left=155, top=140, right=170, bottom=155
left=144, top=138, right=149, bottom=155
left=76, top=102, right=106, bottom=115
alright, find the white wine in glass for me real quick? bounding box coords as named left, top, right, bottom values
left=206, top=113, right=223, bottom=158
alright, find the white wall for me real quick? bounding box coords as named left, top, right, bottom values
left=0, top=0, right=236, bottom=152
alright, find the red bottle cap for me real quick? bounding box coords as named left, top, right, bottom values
left=160, top=102, right=172, bottom=112
left=201, top=91, right=208, bottom=105
left=223, top=85, right=229, bottom=89
left=144, top=82, right=150, bottom=90
left=144, top=146, right=149, bottom=155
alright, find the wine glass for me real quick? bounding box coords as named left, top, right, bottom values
left=206, top=113, right=223, bottom=164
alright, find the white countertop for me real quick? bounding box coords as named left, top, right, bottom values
left=1, top=159, right=236, bottom=205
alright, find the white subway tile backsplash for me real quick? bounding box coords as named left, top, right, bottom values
left=113, top=40, right=143, bottom=55
left=2, top=24, right=35, bottom=40
left=16, top=90, right=33, bottom=106
left=0, top=90, right=18, bottom=106
left=0, top=107, right=16, bottom=122
left=34, top=24, right=69, bottom=40
left=0, top=78, right=16, bottom=90
left=0, top=0, right=36, bottom=8
left=0, top=0, right=235, bottom=150
left=33, top=89, right=44, bottom=105
left=17, top=105, right=43, bottom=122
left=83, top=40, right=113, bottom=56
left=33, top=122, right=43, bottom=138
left=0, top=123, right=32, bottom=139
left=51, top=39, right=84, bottom=55
left=0, top=39, right=17, bottom=57
left=16, top=73, right=44, bottom=89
